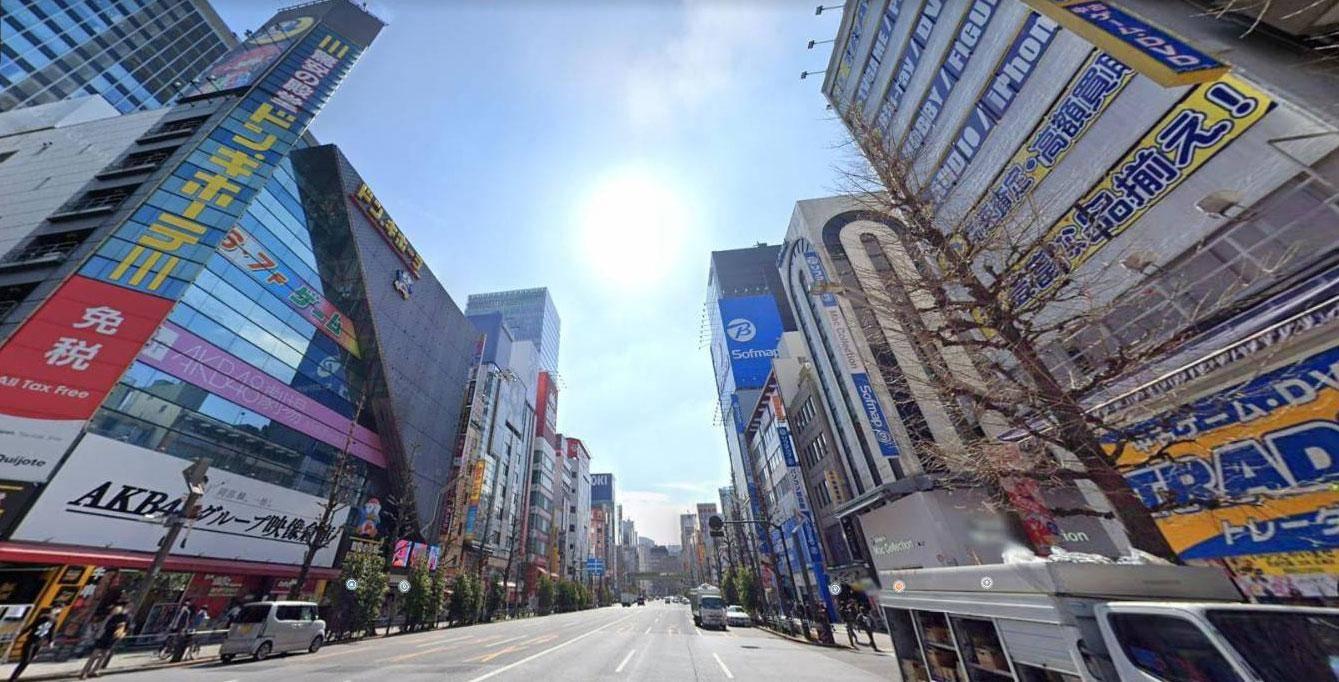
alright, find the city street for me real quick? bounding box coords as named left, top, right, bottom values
left=117, top=603, right=892, bottom=682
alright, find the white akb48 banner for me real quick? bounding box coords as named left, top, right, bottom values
left=14, top=434, right=341, bottom=567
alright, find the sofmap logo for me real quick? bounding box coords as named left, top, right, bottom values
left=726, top=318, right=756, bottom=343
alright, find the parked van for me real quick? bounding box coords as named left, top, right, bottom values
left=219, top=601, right=325, bottom=663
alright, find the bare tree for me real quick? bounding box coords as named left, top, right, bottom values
left=826, top=117, right=1304, bottom=561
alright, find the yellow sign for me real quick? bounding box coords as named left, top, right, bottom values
left=1005, top=74, right=1270, bottom=310
left=351, top=183, right=424, bottom=277
left=1109, top=342, right=1339, bottom=560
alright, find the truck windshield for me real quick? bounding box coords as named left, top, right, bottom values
left=701, top=597, right=724, bottom=609
left=1207, top=609, right=1339, bottom=682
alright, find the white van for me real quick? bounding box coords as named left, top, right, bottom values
left=219, top=601, right=325, bottom=663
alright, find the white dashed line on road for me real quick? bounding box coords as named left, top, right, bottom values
left=615, top=648, right=636, bottom=673
left=713, top=652, right=734, bottom=679
left=465, top=613, right=637, bottom=682
left=644, top=625, right=653, bottom=634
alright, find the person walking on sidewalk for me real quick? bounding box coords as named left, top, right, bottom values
left=9, top=607, right=59, bottom=681
left=79, top=603, right=128, bottom=679
left=842, top=606, right=859, bottom=648
left=858, top=607, right=880, bottom=652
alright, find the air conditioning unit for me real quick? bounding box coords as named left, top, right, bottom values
left=1211, top=0, right=1339, bottom=39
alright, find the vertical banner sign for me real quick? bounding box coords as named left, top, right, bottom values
left=717, top=295, right=784, bottom=391
left=929, top=12, right=1060, bottom=201
left=899, top=0, right=1003, bottom=158
left=833, top=0, right=873, bottom=97
left=803, top=247, right=901, bottom=461
left=1023, top=0, right=1228, bottom=86
left=1006, top=74, right=1271, bottom=309
left=773, top=400, right=838, bottom=620
left=855, top=0, right=907, bottom=112
left=955, top=51, right=1135, bottom=253
left=875, top=0, right=944, bottom=137
left=0, top=15, right=371, bottom=482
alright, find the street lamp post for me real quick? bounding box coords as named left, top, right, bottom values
left=126, top=458, right=210, bottom=648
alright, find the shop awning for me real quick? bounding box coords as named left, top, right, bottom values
left=0, top=541, right=340, bottom=580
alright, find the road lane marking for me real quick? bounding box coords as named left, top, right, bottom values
left=300, top=645, right=369, bottom=662
left=417, top=634, right=473, bottom=647
left=713, top=653, right=734, bottom=679
left=485, top=635, right=525, bottom=647
left=388, top=645, right=457, bottom=663
left=615, top=648, right=636, bottom=673
left=465, top=613, right=637, bottom=682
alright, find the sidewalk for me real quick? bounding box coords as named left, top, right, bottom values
left=0, top=645, right=220, bottom=681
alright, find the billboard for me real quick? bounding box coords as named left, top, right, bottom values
left=14, top=434, right=342, bottom=566
left=591, top=473, right=614, bottom=504
left=717, top=295, right=784, bottom=390
left=184, top=15, right=318, bottom=97
left=0, top=11, right=376, bottom=481
left=1112, top=341, right=1339, bottom=564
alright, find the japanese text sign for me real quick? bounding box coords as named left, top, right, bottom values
left=1005, top=74, right=1271, bottom=309
left=1024, top=0, right=1229, bottom=86
left=350, top=183, right=424, bottom=277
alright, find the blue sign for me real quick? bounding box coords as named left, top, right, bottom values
left=591, top=473, right=614, bottom=504
left=930, top=12, right=1059, bottom=201
left=718, top=295, right=784, bottom=390
left=875, top=0, right=943, bottom=136
left=901, top=0, right=1002, bottom=157
left=1027, top=0, right=1228, bottom=86
left=777, top=426, right=799, bottom=467
left=586, top=557, right=605, bottom=576
left=855, top=0, right=905, bottom=110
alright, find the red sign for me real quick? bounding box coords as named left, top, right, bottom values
left=0, top=276, right=173, bottom=420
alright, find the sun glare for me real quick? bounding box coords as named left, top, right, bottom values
left=577, top=167, right=694, bottom=288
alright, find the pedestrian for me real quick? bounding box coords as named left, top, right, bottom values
left=159, top=599, right=192, bottom=660
left=187, top=605, right=209, bottom=658
left=224, top=601, right=241, bottom=627
left=9, top=607, right=59, bottom=681
left=79, top=603, right=129, bottom=679
left=842, top=607, right=859, bottom=648
left=858, top=608, right=879, bottom=652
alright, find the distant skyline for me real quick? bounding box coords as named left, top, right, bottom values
left=212, top=0, right=848, bottom=544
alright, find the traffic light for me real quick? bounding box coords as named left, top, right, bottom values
left=708, top=514, right=724, bottom=538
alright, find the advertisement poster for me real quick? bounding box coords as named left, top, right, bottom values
left=13, top=434, right=342, bottom=566
left=1111, top=342, right=1339, bottom=562
left=0, top=480, right=38, bottom=538
left=1007, top=74, right=1272, bottom=309
left=185, top=16, right=317, bottom=96
left=137, top=322, right=385, bottom=466
left=717, top=295, right=784, bottom=390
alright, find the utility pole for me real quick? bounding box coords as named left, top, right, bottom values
left=127, top=458, right=210, bottom=634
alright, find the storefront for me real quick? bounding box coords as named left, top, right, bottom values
left=0, top=541, right=335, bottom=658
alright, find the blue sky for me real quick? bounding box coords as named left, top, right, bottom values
left=214, top=1, right=848, bottom=544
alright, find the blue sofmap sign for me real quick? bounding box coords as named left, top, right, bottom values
left=718, top=295, right=784, bottom=390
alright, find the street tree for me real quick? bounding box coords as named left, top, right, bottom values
left=830, top=115, right=1301, bottom=561
left=336, top=544, right=387, bottom=639
left=536, top=575, right=555, bottom=615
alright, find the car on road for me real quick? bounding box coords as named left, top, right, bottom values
left=725, top=605, right=750, bottom=627
left=219, top=601, right=325, bottom=663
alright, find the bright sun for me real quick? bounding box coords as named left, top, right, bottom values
left=577, top=167, right=694, bottom=288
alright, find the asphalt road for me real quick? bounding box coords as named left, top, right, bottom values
left=117, top=602, right=897, bottom=681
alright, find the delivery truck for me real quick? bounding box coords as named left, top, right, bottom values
left=875, top=562, right=1337, bottom=681
left=689, top=584, right=727, bottom=630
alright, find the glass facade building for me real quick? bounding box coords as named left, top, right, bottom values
left=0, top=0, right=235, bottom=113
left=465, top=287, right=561, bottom=373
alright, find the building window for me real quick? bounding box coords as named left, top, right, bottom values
left=108, top=146, right=175, bottom=171
left=139, top=114, right=208, bottom=140
left=55, top=185, right=135, bottom=216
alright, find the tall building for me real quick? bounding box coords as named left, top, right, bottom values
left=465, top=288, right=561, bottom=373
left=0, top=0, right=478, bottom=632
left=590, top=472, right=616, bottom=585
left=1, top=0, right=236, bottom=113
left=820, top=0, right=1339, bottom=602
left=706, top=244, right=796, bottom=580
left=678, top=512, right=698, bottom=583
left=554, top=435, right=591, bottom=582
left=518, top=371, right=560, bottom=600
left=454, top=312, right=538, bottom=589
left=694, top=502, right=718, bottom=581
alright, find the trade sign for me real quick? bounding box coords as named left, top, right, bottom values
left=350, top=183, right=424, bottom=277
left=833, top=0, right=873, bottom=96
left=1111, top=342, right=1339, bottom=561
left=1024, top=0, right=1229, bottom=86
left=1005, top=74, right=1271, bottom=309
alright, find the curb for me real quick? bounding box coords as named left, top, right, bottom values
left=15, top=654, right=217, bottom=681
left=757, top=625, right=850, bottom=649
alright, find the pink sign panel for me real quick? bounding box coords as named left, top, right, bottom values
left=138, top=321, right=386, bottom=468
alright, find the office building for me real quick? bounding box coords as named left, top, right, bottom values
left=590, top=472, right=616, bottom=585
left=706, top=244, right=797, bottom=578
left=821, top=0, right=1339, bottom=599
left=465, top=288, right=561, bottom=373
left=518, top=371, right=560, bottom=600
left=1, top=0, right=236, bottom=113
left=554, top=434, right=591, bottom=582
